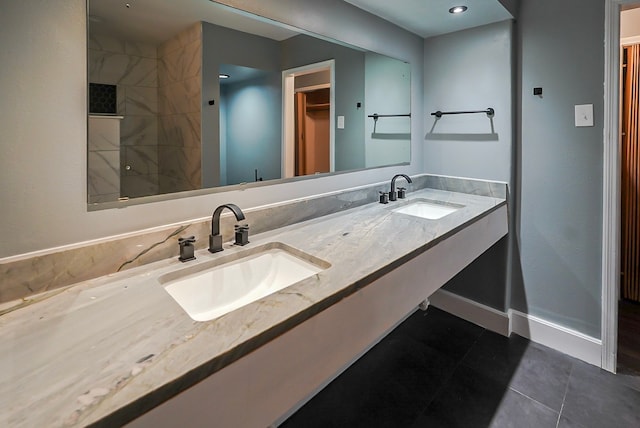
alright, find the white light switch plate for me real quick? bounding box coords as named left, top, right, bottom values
left=575, top=104, right=594, bottom=127
left=337, top=116, right=345, bottom=129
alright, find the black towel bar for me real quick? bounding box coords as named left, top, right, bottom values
left=431, top=108, right=494, bottom=118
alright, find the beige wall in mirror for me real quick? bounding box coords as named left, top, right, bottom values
left=87, top=0, right=411, bottom=207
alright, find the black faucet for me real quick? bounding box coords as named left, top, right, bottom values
left=178, top=236, right=196, bottom=262
left=389, top=174, right=412, bottom=201
left=209, top=203, right=248, bottom=253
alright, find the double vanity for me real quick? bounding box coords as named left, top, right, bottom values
left=0, top=175, right=507, bottom=427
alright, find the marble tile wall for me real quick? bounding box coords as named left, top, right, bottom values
left=157, top=23, right=202, bottom=195
left=0, top=174, right=507, bottom=308
left=88, top=33, right=160, bottom=200
left=88, top=116, right=122, bottom=203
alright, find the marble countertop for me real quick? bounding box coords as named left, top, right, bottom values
left=0, top=188, right=506, bottom=427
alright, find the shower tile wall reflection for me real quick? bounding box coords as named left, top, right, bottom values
left=157, top=23, right=202, bottom=194
left=87, top=23, right=203, bottom=203
left=88, top=32, right=160, bottom=200
left=87, top=116, right=121, bottom=203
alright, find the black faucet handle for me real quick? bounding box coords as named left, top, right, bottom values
left=234, top=223, right=250, bottom=246
left=178, top=236, right=196, bottom=262
left=178, top=236, right=196, bottom=245
left=397, top=187, right=407, bottom=199
left=379, top=191, right=389, bottom=204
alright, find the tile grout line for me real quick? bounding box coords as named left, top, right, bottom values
left=507, top=386, right=560, bottom=418
left=555, top=401, right=565, bottom=428
left=454, top=327, right=487, bottom=369
left=555, top=361, right=576, bottom=427
left=456, top=328, right=490, bottom=371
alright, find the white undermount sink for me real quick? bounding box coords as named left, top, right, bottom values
left=392, top=199, right=464, bottom=220
left=160, top=243, right=330, bottom=322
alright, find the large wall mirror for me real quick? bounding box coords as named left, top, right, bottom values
left=87, top=0, right=411, bottom=207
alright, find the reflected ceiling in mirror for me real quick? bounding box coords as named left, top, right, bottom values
left=87, top=0, right=411, bottom=207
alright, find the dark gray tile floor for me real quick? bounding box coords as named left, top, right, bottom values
left=280, top=307, right=640, bottom=428
left=618, top=299, right=640, bottom=374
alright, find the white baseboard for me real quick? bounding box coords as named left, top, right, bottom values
left=429, top=289, right=511, bottom=336
left=429, top=289, right=603, bottom=367
left=510, top=310, right=602, bottom=367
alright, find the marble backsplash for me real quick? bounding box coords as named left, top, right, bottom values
left=424, top=174, right=507, bottom=198
left=0, top=174, right=506, bottom=308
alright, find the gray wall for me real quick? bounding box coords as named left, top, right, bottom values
left=222, top=72, right=282, bottom=184
left=498, top=0, right=520, bottom=17
left=206, top=28, right=373, bottom=182
left=423, top=1, right=606, bottom=339
left=202, top=22, right=282, bottom=188
left=424, top=21, right=513, bottom=184
left=364, top=53, right=411, bottom=168
left=0, top=0, right=423, bottom=258
left=423, top=20, right=514, bottom=311
left=515, top=0, right=604, bottom=337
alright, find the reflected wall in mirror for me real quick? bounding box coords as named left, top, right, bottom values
left=87, top=0, right=411, bottom=205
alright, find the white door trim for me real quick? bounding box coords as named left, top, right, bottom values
left=602, top=0, right=631, bottom=373
left=621, top=35, right=640, bottom=46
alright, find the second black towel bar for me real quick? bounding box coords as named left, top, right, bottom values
left=367, top=113, right=412, bottom=120
left=431, top=108, right=494, bottom=118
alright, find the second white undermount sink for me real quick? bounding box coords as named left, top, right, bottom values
left=160, top=243, right=330, bottom=322
left=392, top=199, right=464, bottom=220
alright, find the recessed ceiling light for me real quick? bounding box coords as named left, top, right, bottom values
left=449, top=6, right=468, bottom=14
left=219, top=74, right=230, bottom=79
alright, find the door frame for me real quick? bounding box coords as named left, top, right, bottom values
left=281, top=60, right=335, bottom=178
left=601, top=0, right=638, bottom=373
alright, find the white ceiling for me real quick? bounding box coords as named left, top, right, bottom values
left=343, top=0, right=513, bottom=38
left=89, top=0, right=299, bottom=45
left=89, top=0, right=514, bottom=47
